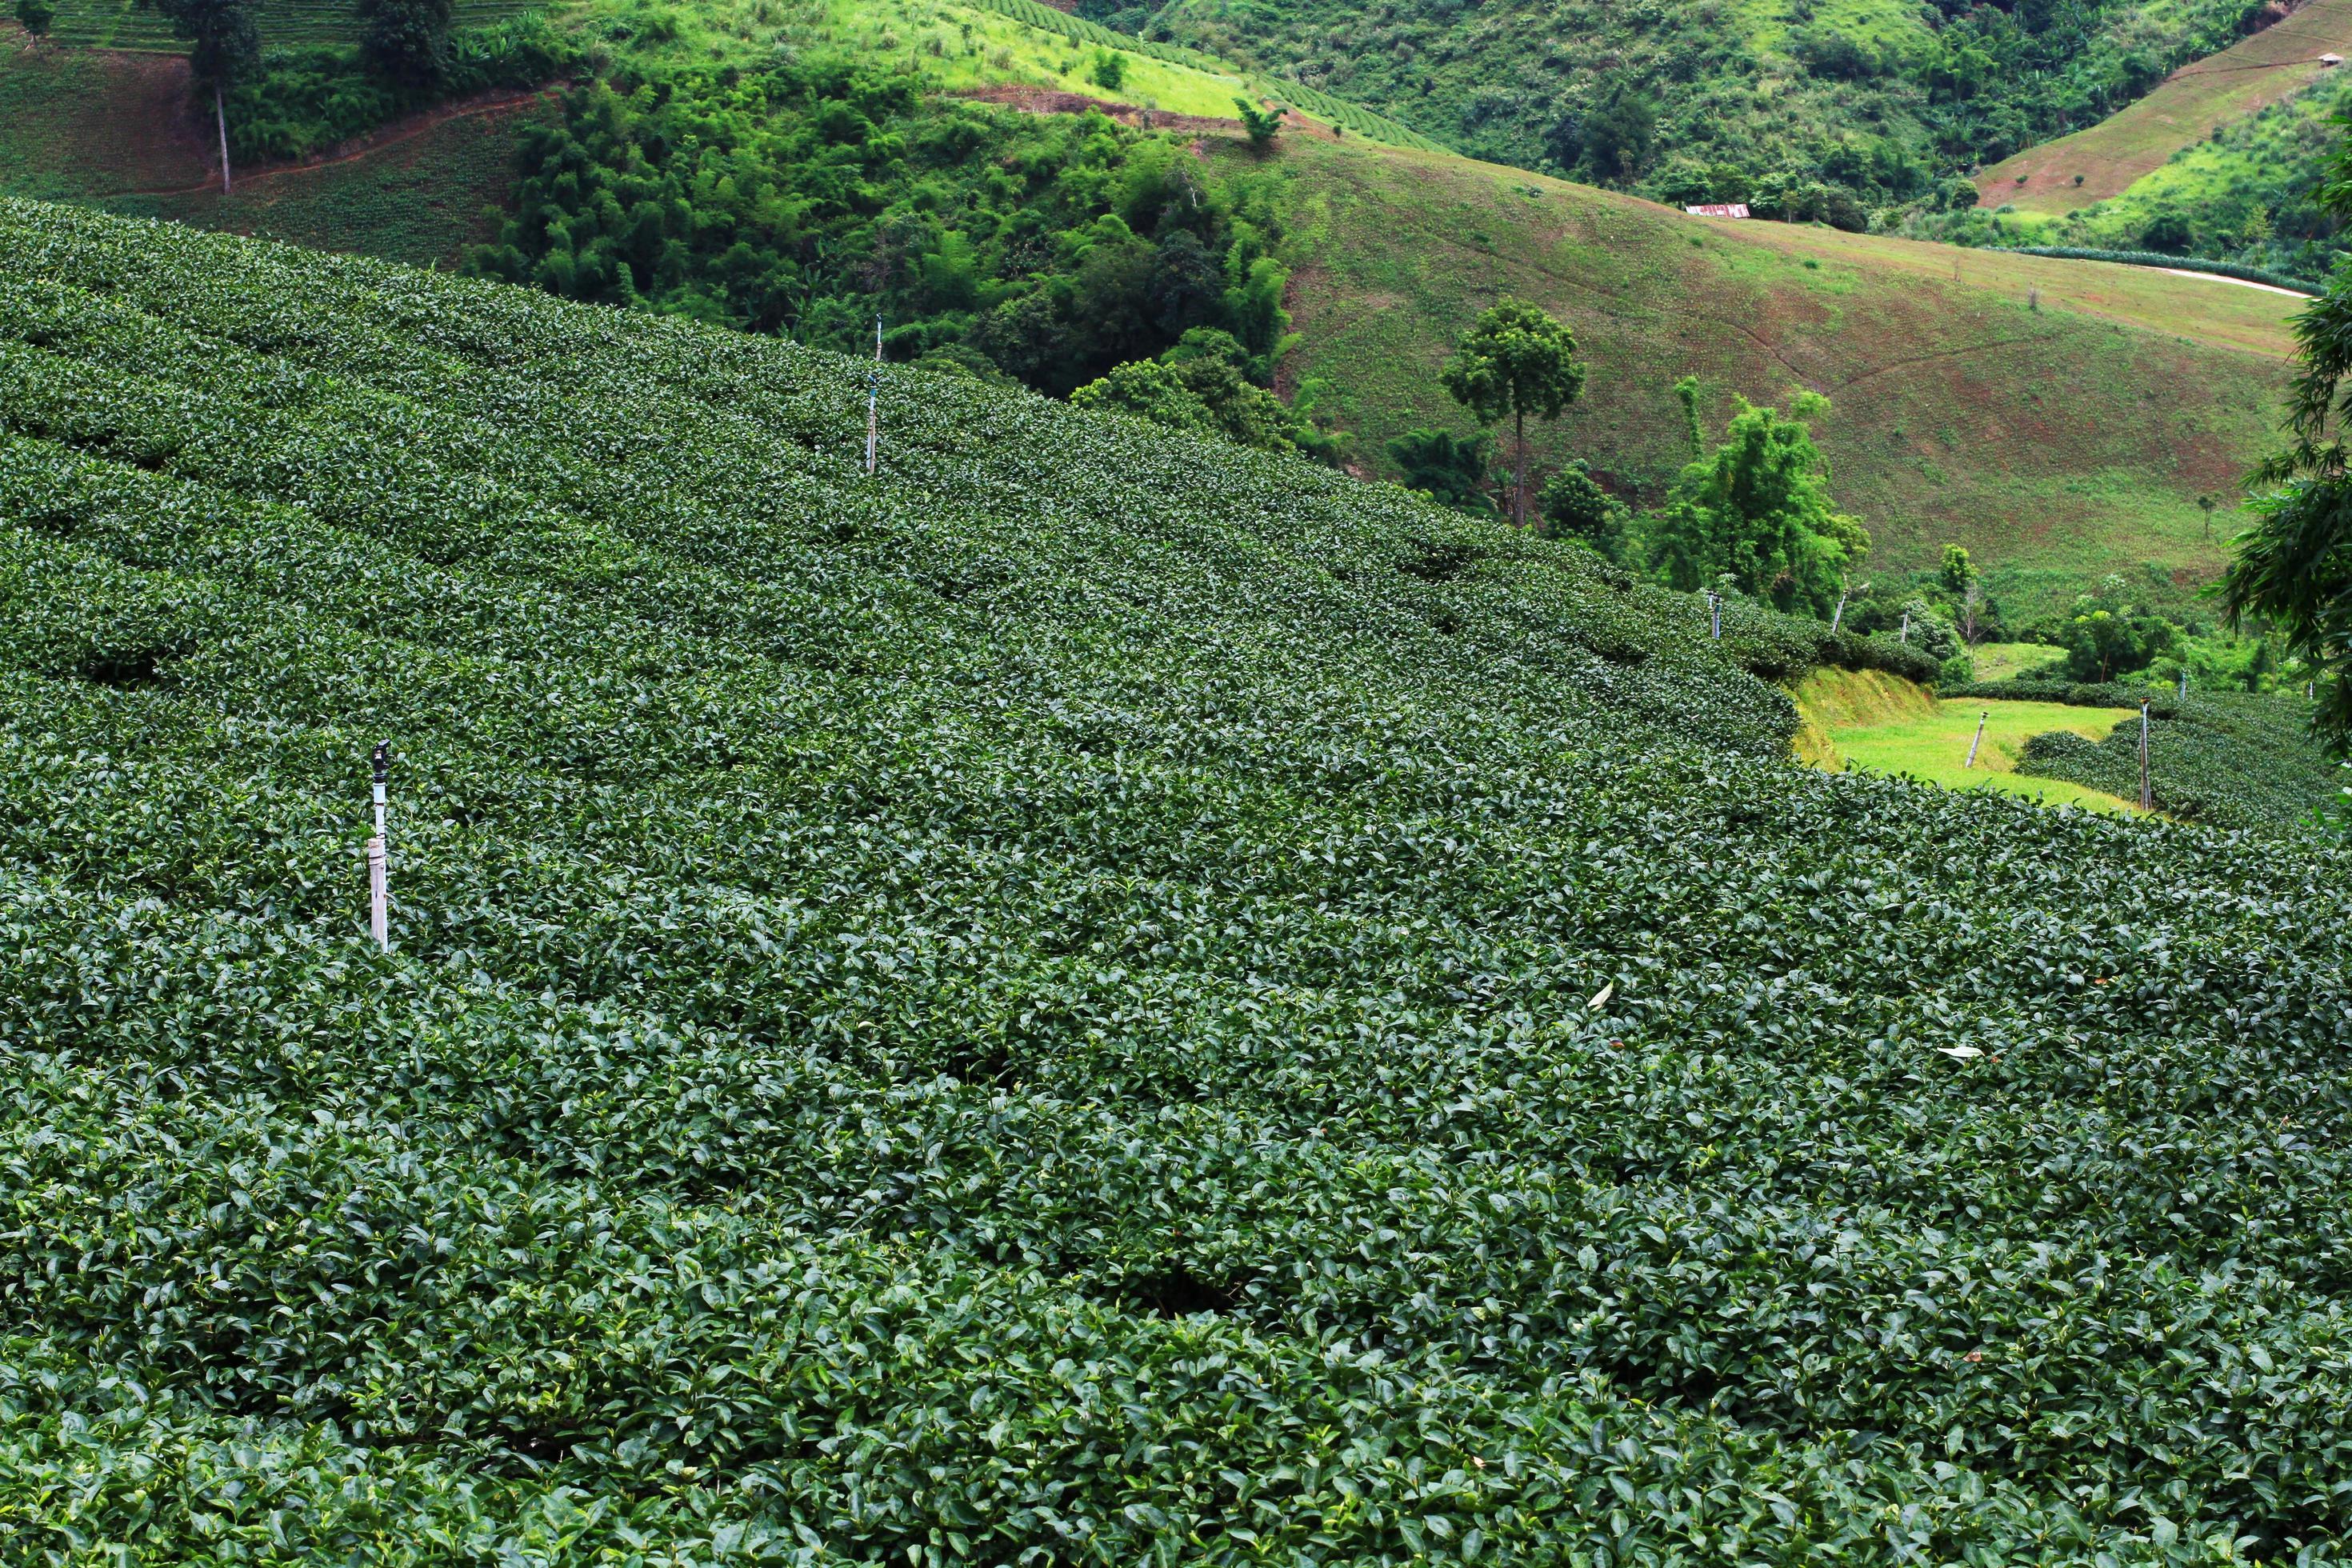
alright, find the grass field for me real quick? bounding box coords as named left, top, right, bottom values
left=1792, top=667, right=2139, bottom=811
left=1978, top=0, right=2352, bottom=214
left=1968, top=640, right=2066, bottom=682
left=1266, top=134, right=2295, bottom=620
left=0, top=37, right=210, bottom=196
left=101, top=92, right=556, bottom=266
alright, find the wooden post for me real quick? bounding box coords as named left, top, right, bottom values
left=368, top=741, right=390, bottom=950
left=2138, top=700, right=2153, bottom=811
left=1964, top=710, right=1987, bottom=770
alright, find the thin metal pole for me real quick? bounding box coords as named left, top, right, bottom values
left=865, top=372, right=878, bottom=475
left=216, top=84, right=232, bottom=196
left=368, top=741, right=390, bottom=950
left=1830, top=583, right=1848, bottom=634
left=1899, top=610, right=1910, bottom=646
left=1964, top=710, right=1987, bottom=770
left=2178, top=668, right=2187, bottom=699
left=1709, top=592, right=1721, bottom=640
left=866, top=315, right=882, bottom=476
left=2138, top=701, right=2153, bottom=811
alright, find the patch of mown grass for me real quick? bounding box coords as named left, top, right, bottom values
left=1793, top=666, right=2138, bottom=811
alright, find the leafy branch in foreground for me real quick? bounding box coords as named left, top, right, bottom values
left=2224, top=121, right=2352, bottom=756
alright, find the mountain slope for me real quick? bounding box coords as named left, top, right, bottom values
left=1090, top=0, right=2268, bottom=217
left=3, top=196, right=2350, bottom=1562
left=1978, top=0, right=2352, bottom=214
left=0, top=4, right=2305, bottom=614
left=1265, top=133, right=2294, bottom=617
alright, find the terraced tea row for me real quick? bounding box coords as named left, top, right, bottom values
left=1, top=199, right=2347, bottom=1563
left=40, top=0, right=530, bottom=51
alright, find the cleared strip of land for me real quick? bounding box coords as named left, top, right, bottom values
left=1978, top=0, right=2352, bottom=214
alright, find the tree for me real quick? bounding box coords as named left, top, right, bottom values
left=1537, top=459, right=1629, bottom=561
left=139, top=0, right=258, bottom=194
left=2055, top=591, right=2175, bottom=682
left=1939, top=543, right=1985, bottom=644
left=358, top=0, right=453, bottom=86
left=1091, top=49, right=1126, bottom=93
left=1386, top=429, right=1497, bottom=514
left=14, top=0, right=54, bottom=37
left=1440, top=298, right=1586, bottom=528
left=1583, top=82, right=1654, bottom=179
left=1642, top=382, right=1870, bottom=615
left=1234, top=99, right=1285, bottom=153
left=1072, top=330, right=1320, bottom=458
left=2223, top=123, right=2352, bottom=754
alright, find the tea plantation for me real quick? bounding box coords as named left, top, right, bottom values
left=3, top=198, right=2350, bottom=1565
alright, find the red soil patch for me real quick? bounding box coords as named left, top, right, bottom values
left=123, top=86, right=557, bottom=198
left=1, top=40, right=212, bottom=193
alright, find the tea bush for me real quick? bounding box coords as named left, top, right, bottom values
left=2, top=198, right=2350, bottom=1565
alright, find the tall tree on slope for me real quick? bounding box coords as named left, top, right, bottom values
left=141, top=0, right=258, bottom=195
left=1442, top=298, right=1585, bottom=528
left=2226, top=134, right=2352, bottom=755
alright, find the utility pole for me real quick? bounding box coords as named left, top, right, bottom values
left=1964, top=710, right=1987, bottom=770
left=367, top=741, right=390, bottom=951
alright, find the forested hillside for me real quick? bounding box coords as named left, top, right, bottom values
left=0, top=0, right=2314, bottom=616
left=2, top=197, right=2350, bottom=1562
left=1093, top=0, right=2298, bottom=226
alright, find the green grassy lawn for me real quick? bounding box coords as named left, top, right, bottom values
left=1978, top=0, right=2352, bottom=214
left=1266, top=133, right=2294, bottom=620
left=1790, top=665, right=2138, bottom=810
left=1967, top=641, right=2066, bottom=682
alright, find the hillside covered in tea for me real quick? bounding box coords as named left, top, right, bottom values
left=2, top=199, right=2350, bottom=1563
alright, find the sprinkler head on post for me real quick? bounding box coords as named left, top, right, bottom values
left=372, top=741, right=390, bottom=785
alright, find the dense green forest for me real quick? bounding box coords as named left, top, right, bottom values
left=1085, top=0, right=2272, bottom=229
left=461, top=62, right=1311, bottom=411
left=1921, top=66, right=2352, bottom=276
